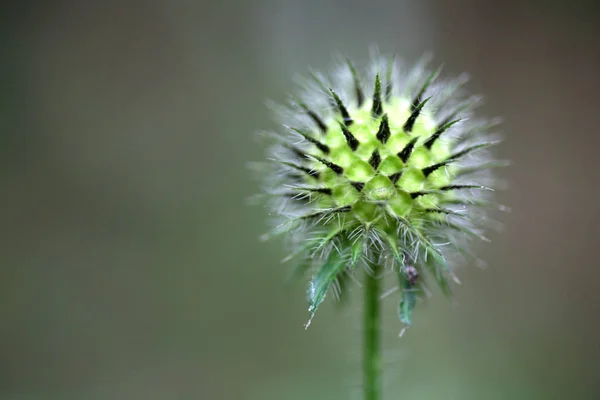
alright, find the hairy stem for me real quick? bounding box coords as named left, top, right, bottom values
left=364, top=263, right=381, bottom=400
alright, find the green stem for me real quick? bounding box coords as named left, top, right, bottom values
left=364, top=263, right=381, bottom=400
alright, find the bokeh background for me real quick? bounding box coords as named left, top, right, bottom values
left=2, top=1, right=600, bottom=399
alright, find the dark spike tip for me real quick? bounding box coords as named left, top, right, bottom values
left=292, top=186, right=333, bottom=195
left=439, top=184, right=492, bottom=192
left=368, top=149, right=381, bottom=170
left=290, top=127, right=330, bottom=154
left=438, top=103, right=471, bottom=128
left=375, top=114, right=391, bottom=144
left=276, top=160, right=320, bottom=179
left=423, top=142, right=498, bottom=177
left=330, top=89, right=353, bottom=126
left=446, top=142, right=499, bottom=163
left=410, top=190, right=440, bottom=199
left=410, top=191, right=429, bottom=199
left=313, top=156, right=344, bottom=175
left=350, top=181, right=365, bottom=192
left=388, top=171, right=403, bottom=184
left=346, top=57, right=364, bottom=107
left=422, top=160, right=450, bottom=177
left=403, top=96, right=431, bottom=133
left=339, top=122, right=359, bottom=151
left=371, top=74, right=383, bottom=117
left=423, top=208, right=463, bottom=216
left=423, top=119, right=462, bottom=150
left=299, top=103, right=327, bottom=134
left=397, top=137, right=419, bottom=163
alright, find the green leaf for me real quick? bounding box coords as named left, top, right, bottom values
left=445, top=141, right=501, bottom=163
left=349, top=235, right=365, bottom=269
left=398, top=277, right=418, bottom=327
left=305, top=251, right=347, bottom=328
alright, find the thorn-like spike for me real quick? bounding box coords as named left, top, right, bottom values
left=438, top=103, right=471, bottom=128
left=375, top=114, right=391, bottom=144
left=385, top=56, right=395, bottom=102
left=422, top=160, right=450, bottom=177
left=389, top=172, right=403, bottom=184
left=446, top=142, right=500, bottom=162
left=371, top=74, right=383, bottom=117
left=423, top=119, right=462, bottom=149
left=409, top=190, right=442, bottom=199
left=423, top=208, right=464, bottom=216
left=290, top=127, right=330, bottom=154
left=397, top=137, right=419, bottom=163
left=423, top=142, right=498, bottom=177
left=369, top=149, right=381, bottom=170
left=313, top=156, right=344, bottom=175
left=346, top=57, right=364, bottom=107
left=351, top=181, right=365, bottom=192
left=439, top=184, right=492, bottom=191
left=291, top=187, right=333, bottom=195
left=339, top=123, right=359, bottom=151
left=403, top=97, right=431, bottom=133
left=299, top=103, right=327, bottom=134
left=330, top=89, right=353, bottom=126
left=300, top=205, right=352, bottom=220
left=276, top=160, right=320, bottom=179
left=411, top=66, right=442, bottom=111
left=410, top=191, right=430, bottom=199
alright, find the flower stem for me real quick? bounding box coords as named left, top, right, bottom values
left=364, top=263, right=381, bottom=400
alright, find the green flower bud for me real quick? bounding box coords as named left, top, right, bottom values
left=256, top=53, right=505, bottom=330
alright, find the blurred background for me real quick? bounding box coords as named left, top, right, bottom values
left=2, top=1, right=600, bottom=399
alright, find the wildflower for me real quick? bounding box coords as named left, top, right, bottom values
left=257, top=53, right=504, bottom=330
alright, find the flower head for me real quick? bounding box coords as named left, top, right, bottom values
left=256, top=53, right=504, bottom=329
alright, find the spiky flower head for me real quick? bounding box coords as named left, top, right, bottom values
left=256, top=53, right=504, bottom=329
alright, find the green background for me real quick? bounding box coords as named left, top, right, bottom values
left=2, top=1, right=600, bottom=399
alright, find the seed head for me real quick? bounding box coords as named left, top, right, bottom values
left=255, top=53, right=505, bottom=330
